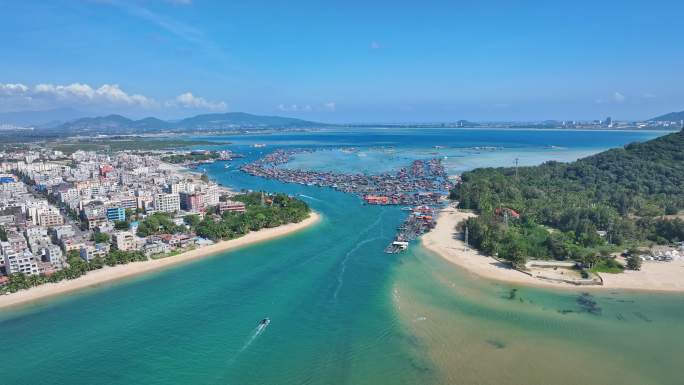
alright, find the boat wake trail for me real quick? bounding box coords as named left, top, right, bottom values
left=226, top=321, right=270, bottom=369
left=332, top=210, right=386, bottom=301
left=333, top=236, right=382, bottom=301
left=298, top=194, right=322, bottom=202
left=238, top=322, right=269, bottom=354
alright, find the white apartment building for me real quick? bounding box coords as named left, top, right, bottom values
left=52, top=225, right=76, bottom=240
left=203, top=184, right=220, bottom=206
left=154, top=193, right=180, bottom=213
left=45, top=244, right=65, bottom=269
left=79, top=243, right=110, bottom=262
left=112, top=231, right=138, bottom=251
left=2, top=242, right=39, bottom=276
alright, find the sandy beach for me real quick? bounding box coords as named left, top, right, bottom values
left=0, top=212, right=321, bottom=310
left=422, top=206, right=684, bottom=292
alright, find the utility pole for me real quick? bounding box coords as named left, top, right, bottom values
left=514, top=157, right=519, bottom=179
left=464, top=225, right=469, bottom=252
left=608, top=219, right=613, bottom=244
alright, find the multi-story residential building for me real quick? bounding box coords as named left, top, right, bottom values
left=44, top=244, right=65, bottom=269
left=111, top=195, right=137, bottom=210
left=203, top=184, right=220, bottom=206
left=38, top=207, right=64, bottom=227
left=79, top=243, right=110, bottom=262
left=112, top=231, right=138, bottom=251
left=218, top=200, right=247, bottom=214
left=97, top=221, right=115, bottom=233
left=51, top=225, right=76, bottom=241
left=61, top=237, right=86, bottom=254
left=106, top=207, right=126, bottom=222
left=136, top=193, right=153, bottom=211
left=154, top=193, right=180, bottom=213
left=170, top=182, right=191, bottom=195
left=6, top=230, right=27, bottom=251
left=0, top=174, right=23, bottom=193
left=58, top=187, right=79, bottom=203
left=180, top=192, right=204, bottom=212
left=25, top=226, right=48, bottom=239
left=1, top=243, right=39, bottom=276
left=143, top=241, right=170, bottom=257
left=82, top=204, right=107, bottom=230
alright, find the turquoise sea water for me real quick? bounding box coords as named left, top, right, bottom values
left=1, top=128, right=681, bottom=385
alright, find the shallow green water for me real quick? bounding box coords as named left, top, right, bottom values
left=394, top=247, right=684, bottom=385
left=1, top=129, right=680, bottom=384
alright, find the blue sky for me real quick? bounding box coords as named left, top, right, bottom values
left=1, top=0, right=683, bottom=122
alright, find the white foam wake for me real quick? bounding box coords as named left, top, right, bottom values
left=241, top=323, right=268, bottom=352
left=298, top=194, right=322, bottom=202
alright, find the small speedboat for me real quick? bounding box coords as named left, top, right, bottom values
left=259, top=318, right=270, bottom=326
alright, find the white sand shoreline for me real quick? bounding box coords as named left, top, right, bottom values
left=0, top=212, right=321, bottom=310
left=422, top=206, right=684, bottom=293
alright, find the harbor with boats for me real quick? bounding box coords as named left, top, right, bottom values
left=241, top=148, right=452, bottom=253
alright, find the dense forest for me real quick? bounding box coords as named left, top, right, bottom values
left=451, top=129, right=684, bottom=267
left=193, top=192, right=311, bottom=241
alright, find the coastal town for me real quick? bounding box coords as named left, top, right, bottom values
left=0, top=147, right=314, bottom=294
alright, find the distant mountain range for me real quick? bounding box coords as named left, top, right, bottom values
left=650, top=110, right=684, bottom=122
left=3, top=107, right=683, bottom=135
left=46, top=112, right=327, bottom=134
left=0, top=107, right=85, bottom=127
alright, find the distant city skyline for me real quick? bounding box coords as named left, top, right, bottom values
left=1, top=0, right=684, bottom=122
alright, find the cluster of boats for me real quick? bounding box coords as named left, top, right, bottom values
left=241, top=149, right=453, bottom=207
left=384, top=206, right=438, bottom=253
left=241, top=148, right=451, bottom=254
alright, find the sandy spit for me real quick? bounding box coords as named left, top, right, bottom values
left=422, top=206, right=684, bottom=293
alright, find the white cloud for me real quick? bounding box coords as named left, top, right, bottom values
left=33, top=83, right=157, bottom=108
left=323, top=102, right=336, bottom=111
left=370, top=41, right=381, bottom=49
left=613, top=92, right=626, bottom=102
left=169, top=92, right=227, bottom=111
left=0, top=82, right=226, bottom=113
left=643, top=93, right=656, bottom=99
left=0, top=82, right=157, bottom=109
left=0, top=83, right=29, bottom=95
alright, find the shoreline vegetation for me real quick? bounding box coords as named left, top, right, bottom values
left=443, top=129, right=684, bottom=289
left=0, top=211, right=320, bottom=310
left=424, top=206, right=684, bottom=292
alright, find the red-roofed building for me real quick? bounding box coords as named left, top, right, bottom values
left=495, top=207, right=520, bottom=218
left=364, top=195, right=389, bottom=205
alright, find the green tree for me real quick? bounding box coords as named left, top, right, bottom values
left=184, top=214, right=201, bottom=228
left=93, top=232, right=110, bottom=243
left=114, top=221, right=130, bottom=230
left=626, top=255, right=643, bottom=271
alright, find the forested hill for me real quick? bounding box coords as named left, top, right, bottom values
left=452, top=129, right=684, bottom=265
left=650, top=110, right=684, bottom=122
